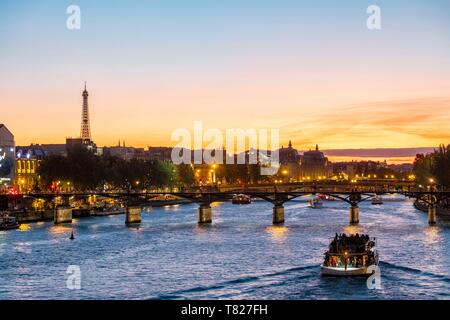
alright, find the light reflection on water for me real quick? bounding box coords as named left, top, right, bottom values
left=0, top=199, right=449, bottom=300
left=18, top=224, right=31, bottom=232
left=265, top=226, right=289, bottom=243
left=424, top=226, right=441, bottom=244
left=47, top=225, right=73, bottom=235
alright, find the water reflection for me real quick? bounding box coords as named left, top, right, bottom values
left=48, top=225, right=73, bottom=235
left=193, top=223, right=213, bottom=234
left=265, top=226, right=288, bottom=243
left=424, top=226, right=441, bottom=244
left=14, top=242, right=32, bottom=253
left=163, top=204, right=182, bottom=212
left=343, top=225, right=362, bottom=235
left=193, top=224, right=221, bottom=241
left=18, top=224, right=31, bottom=232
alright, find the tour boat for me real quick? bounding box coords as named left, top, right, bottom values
left=310, top=197, right=324, bottom=209
left=232, top=194, right=251, bottom=205
left=371, top=195, right=383, bottom=205
left=321, top=233, right=379, bottom=276
left=318, top=194, right=335, bottom=201
left=0, top=214, right=20, bottom=231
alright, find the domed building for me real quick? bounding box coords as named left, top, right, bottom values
left=300, top=144, right=332, bottom=180
left=278, top=141, right=302, bottom=182
left=277, top=142, right=333, bottom=182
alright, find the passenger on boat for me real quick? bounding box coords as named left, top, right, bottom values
left=328, top=233, right=372, bottom=254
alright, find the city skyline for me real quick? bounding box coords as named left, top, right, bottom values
left=1, top=0, right=450, bottom=153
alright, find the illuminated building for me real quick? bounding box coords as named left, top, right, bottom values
left=300, top=145, right=332, bottom=180
left=277, top=143, right=332, bottom=181
left=0, top=124, right=15, bottom=190
left=15, top=145, right=45, bottom=193
left=278, top=141, right=302, bottom=182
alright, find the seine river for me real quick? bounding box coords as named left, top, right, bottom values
left=1, top=195, right=450, bottom=300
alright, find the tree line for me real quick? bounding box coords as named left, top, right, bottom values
left=37, top=146, right=195, bottom=191
left=413, top=144, right=450, bottom=188
left=36, top=146, right=263, bottom=192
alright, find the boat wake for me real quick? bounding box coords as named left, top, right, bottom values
left=150, top=264, right=319, bottom=299
left=379, top=261, right=450, bottom=282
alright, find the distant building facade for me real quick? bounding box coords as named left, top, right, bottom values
left=66, top=137, right=97, bottom=154
left=38, top=144, right=67, bottom=157
left=146, top=147, right=173, bottom=161
left=0, top=124, right=15, bottom=190
left=278, top=141, right=302, bottom=182
left=15, top=145, right=47, bottom=192
left=300, top=145, right=332, bottom=180
left=278, top=142, right=332, bottom=181
left=103, top=141, right=145, bottom=160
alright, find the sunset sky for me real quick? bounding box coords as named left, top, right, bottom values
left=1, top=0, right=450, bottom=152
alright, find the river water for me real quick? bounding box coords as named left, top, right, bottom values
left=1, top=195, right=450, bottom=300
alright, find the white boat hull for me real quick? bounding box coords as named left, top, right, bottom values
left=320, top=265, right=374, bottom=277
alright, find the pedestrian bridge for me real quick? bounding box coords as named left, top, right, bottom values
left=2, top=186, right=448, bottom=227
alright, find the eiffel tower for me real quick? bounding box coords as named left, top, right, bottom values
left=80, top=82, right=91, bottom=141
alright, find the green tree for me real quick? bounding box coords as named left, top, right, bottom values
left=414, top=144, right=450, bottom=188
left=430, top=144, right=450, bottom=187
left=150, top=160, right=177, bottom=189
left=177, top=164, right=195, bottom=187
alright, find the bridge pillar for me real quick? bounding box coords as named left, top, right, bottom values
left=54, top=207, right=72, bottom=224
left=349, top=205, right=359, bottom=225
left=428, top=205, right=437, bottom=225
left=273, top=204, right=285, bottom=225
left=61, top=196, right=71, bottom=207
left=198, top=204, right=212, bottom=224
left=126, top=206, right=142, bottom=224
left=0, top=195, right=8, bottom=211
